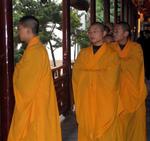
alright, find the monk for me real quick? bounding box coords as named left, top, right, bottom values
left=72, top=22, right=122, bottom=141
left=7, top=16, right=62, bottom=141
left=113, top=22, right=147, bottom=141
left=103, top=25, right=114, bottom=43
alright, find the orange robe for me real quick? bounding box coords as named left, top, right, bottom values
left=72, top=43, right=122, bottom=141
left=8, top=37, right=62, bottom=141
left=113, top=40, right=147, bottom=141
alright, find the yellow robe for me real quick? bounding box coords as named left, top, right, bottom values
left=72, top=43, right=122, bottom=141
left=112, top=40, right=147, bottom=141
left=7, top=37, right=62, bottom=141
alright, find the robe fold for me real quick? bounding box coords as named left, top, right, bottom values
left=72, top=43, right=122, bottom=141
left=8, top=37, right=62, bottom=141
left=113, top=40, right=147, bottom=141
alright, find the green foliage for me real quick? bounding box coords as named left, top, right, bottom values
left=96, top=0, right=104, bottom=22
left=96, top=0, right=115, bottom=23
left=70, top=9, right=89, bottom=48
left=76, top=30, right=89, bottom=48
left=13, top=0, right=62, bottom=63
left=110, top=0, right=114, bottom=23
left=13, top=0, right=90, bottom=63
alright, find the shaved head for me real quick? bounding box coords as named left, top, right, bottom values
left=117, top=22, right=131, bottom=37
left=19, top=15, right=39, bottom=35
left=89, top=22, right=105, bottom=32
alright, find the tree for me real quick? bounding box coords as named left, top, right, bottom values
left=96, top=0, right=115, bottom=23
left=96, top=0, right=104, bottom=22
left=70, top=9, right=89, bottom=47
left=13, top=0, right=62, bottom=66
left=13, top=0, right=89, bottom=65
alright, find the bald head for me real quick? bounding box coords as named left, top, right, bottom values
left=89, top=22, right=105, bottom=32
left=19, top=15, right=39, bottom=35
left=117, top=22, right=131, bottom=37
left=88, top=22, right=105, bottom=46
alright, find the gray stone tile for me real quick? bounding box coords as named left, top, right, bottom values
left=61, top=112, right=78, bottom=141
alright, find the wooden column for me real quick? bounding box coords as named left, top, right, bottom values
left=126, top=0, right=129, bottom=23
left=90, top=0, right=96, bottom=24
left=62, top=0, right=71, bottom=113
left=104, top=0, right=110, bottom=23
left=114, top=0, right=118, bottom=23
left=130, top=1, right=133, bottom=27
left=120, top=0, right=124, bottom=21
left=128, top=0, right=132, bottom=25
left=133, top=7, right=138, bottom=40
left=123, top=0, right=127, bottom=22
left=0, top=0, right=14, bottom=141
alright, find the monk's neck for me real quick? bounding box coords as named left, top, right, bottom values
left=26, top=35, right=37, bottom=44
left=92, top=40, right=104, bottom=54
left=118, top=38, right=128, bottom=50
left=93, top=40, right=103, bottom=46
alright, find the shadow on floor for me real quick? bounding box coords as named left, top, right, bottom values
left=61, top=112, right=78, bottom=141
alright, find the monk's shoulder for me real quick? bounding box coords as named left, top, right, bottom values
left=106, top=43, right=119, bottom=57
left=77, top=46, right=91, bottom=58
left=109, top=42, right=116, bottom=47
left=130, top=41, right=142, bottom=52
left=129, top=41, right=143, bottom=57
left=104, top=43, right=120, bottom=65
left=104, top=43, right=120, bottom=67
left=32, top=42, right=46, bottom=54
left=80, top=46, right=91, bottom=53
left=26, top=42, right=48, bottom=61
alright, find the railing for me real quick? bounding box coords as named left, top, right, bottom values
left=52, top=65, right=71, bottom=115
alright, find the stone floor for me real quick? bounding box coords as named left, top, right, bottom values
left=61, top=112, right=78, bottom=141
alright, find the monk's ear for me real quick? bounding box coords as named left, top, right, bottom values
left=103, top=31, right=107, bottom=37
left=124, top=31, right=129, bottom=38
left=26, top=27, right=32, bottom=34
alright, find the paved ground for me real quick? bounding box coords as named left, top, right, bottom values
left=61, top=112, right=78, bottom=141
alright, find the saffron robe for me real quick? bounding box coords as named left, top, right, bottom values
left=72, top=43, right=122, bottom=141
left=7, top=37, right=62, bottom=141
left=113, top=40, right=147, bottom=141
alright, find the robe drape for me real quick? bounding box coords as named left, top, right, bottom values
left=8, top=37, right=62, bottom=141
left=72, top=43, right=122, bottom=141
left=112, top=40, right=147, bottom=141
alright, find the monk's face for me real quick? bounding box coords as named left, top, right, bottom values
left=18, top=25, right=31, bottom=42
left=88, top=25, right=104, bottom=45
left=113, top=25, right=127, bottom=42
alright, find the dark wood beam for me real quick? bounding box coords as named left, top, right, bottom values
left=90, top=0, right=96, bottom=24
left=62, top=0, right=71, bottom=113
left=126, top=0, right=129, bottom=23
left=0, top=0, right=14, bottom=140
left=128, top=0, right=131, bottom=25
left=120, top=0, right=124, bottom=21
left=114, top=0, right=118, bottom=23
left=104, top=0, right=110, bottom=23
left=123, top=0, right=127, bottom=22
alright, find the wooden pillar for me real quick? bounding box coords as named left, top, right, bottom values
left=128, top=0, right=132, bottom=25
left=126, top=0, right=129, bottom=23
left=133, top=7, right=138, bottom=40
left=123, top=0, right=127, bottom=22
left=104, top=0, right=110, bottom=23
left=62, top=0, right=71, bottom=113
left=130, top=1, right=133, bottom=27
left=0, top=0, right=14, bottom=140
left=90, top=0, right=96, bottom=24
left=114, top=0, right=118, bottom=23
left=120, top=0, right=124, bottom=21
